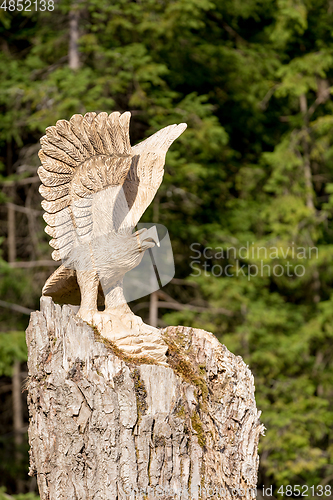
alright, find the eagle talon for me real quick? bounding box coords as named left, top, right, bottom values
left=77, top=308, right=98, bottom=326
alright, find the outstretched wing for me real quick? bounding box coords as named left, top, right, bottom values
left=120, top=123, right=187, bottom=231
left=41, top=117, right=187, bottom=304
left=38, top=111, right=132, bottom=262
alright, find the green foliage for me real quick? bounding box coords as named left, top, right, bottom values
left=0, top=332, right=27, bottom=377
left=0, top=487, right=39, bottom=500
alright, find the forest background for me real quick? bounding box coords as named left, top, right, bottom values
left=1, top=0, right=333, bottom=497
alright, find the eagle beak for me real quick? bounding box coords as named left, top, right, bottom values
left=137, top=226, right=160, bottom=249
left=143, top=225, right=160, bottom=247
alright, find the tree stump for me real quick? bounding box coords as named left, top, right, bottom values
left=26, top=297, right=264, bottom=500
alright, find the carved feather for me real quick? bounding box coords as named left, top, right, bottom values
left=108, top=112, right=124, bottom=153
left=56, top=120, right=89, bottom=159
left=51, top=243, right=75, bottom=261
left=84, top=111, right=96, bottom=124
left=51, top=250, right=62, bottom=261
left=95, top=112, right=113, bottom=155
left=75, top=217, right=93, bottom=229
left=41, top=196, right=71, bottom=214
left=105, top=156, right=132, bottom=186
left=44, top=224, right=74, bottom=238
left=44, top=225, right=56, bottom=238
left=39, top=184, right=70, bottom=201
left=69, top=114, right=95, bottom=156
left=39, top=151, right=74, bottom=175
left=95, top=157, right=109, bottom=187
left=40, top=137, right=77, bottom=168
left=79, top=171, right=99, bottom=193
left=49, top=231, right=75, bottom=250
left=51, top=239, right=73, bottom=257
left=76, top=224, right=93, bottom=238
left=71, top=176, right=94, bottom=199
left=38, top=167, right=73, bottom=187
left=43, top=208, right=72, bottom=227
left=46, top=126, right=85, bottom=163
left=72, top=205, right=93, bottom=220
left=72, top=197, right=93, bottom=208
left=119, top=112, right=131, bottom=154
left=87, top=166, right=104, bottom=191
left=83, top=113, right=105, bottom=155
left=45, top=220, right=75, bottom=256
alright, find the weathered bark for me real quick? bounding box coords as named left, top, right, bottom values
left=26, top=297, right=264, bottom=500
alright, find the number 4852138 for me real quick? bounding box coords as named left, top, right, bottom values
left=0, top=0, right=54, bottom=11
left=277, top=485, right=332, bottom=496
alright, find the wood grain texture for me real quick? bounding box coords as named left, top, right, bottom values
left=26, top=297, right=264, bottom=500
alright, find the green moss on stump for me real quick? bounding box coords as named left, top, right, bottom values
left=175, top=404, right=186, bottom=419
left=191, top=413, right=206, bottom=448
left=132, top=368, right=148, bottom=424
left=91, top=325, right=158, bottom=366
left=162, top=329, right=209, bottom=409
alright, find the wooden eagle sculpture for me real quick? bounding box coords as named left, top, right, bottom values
left=38, top=111, right=187, bottom=363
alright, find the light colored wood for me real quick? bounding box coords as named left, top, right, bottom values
left=7, top=196, right=16, bottom=263
left=38, top=111, right=187, bottom=363
left=26, top=297, right=264, bottom=500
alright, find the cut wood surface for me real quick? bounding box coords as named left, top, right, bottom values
left=26, top=297, right=264, bottom=500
